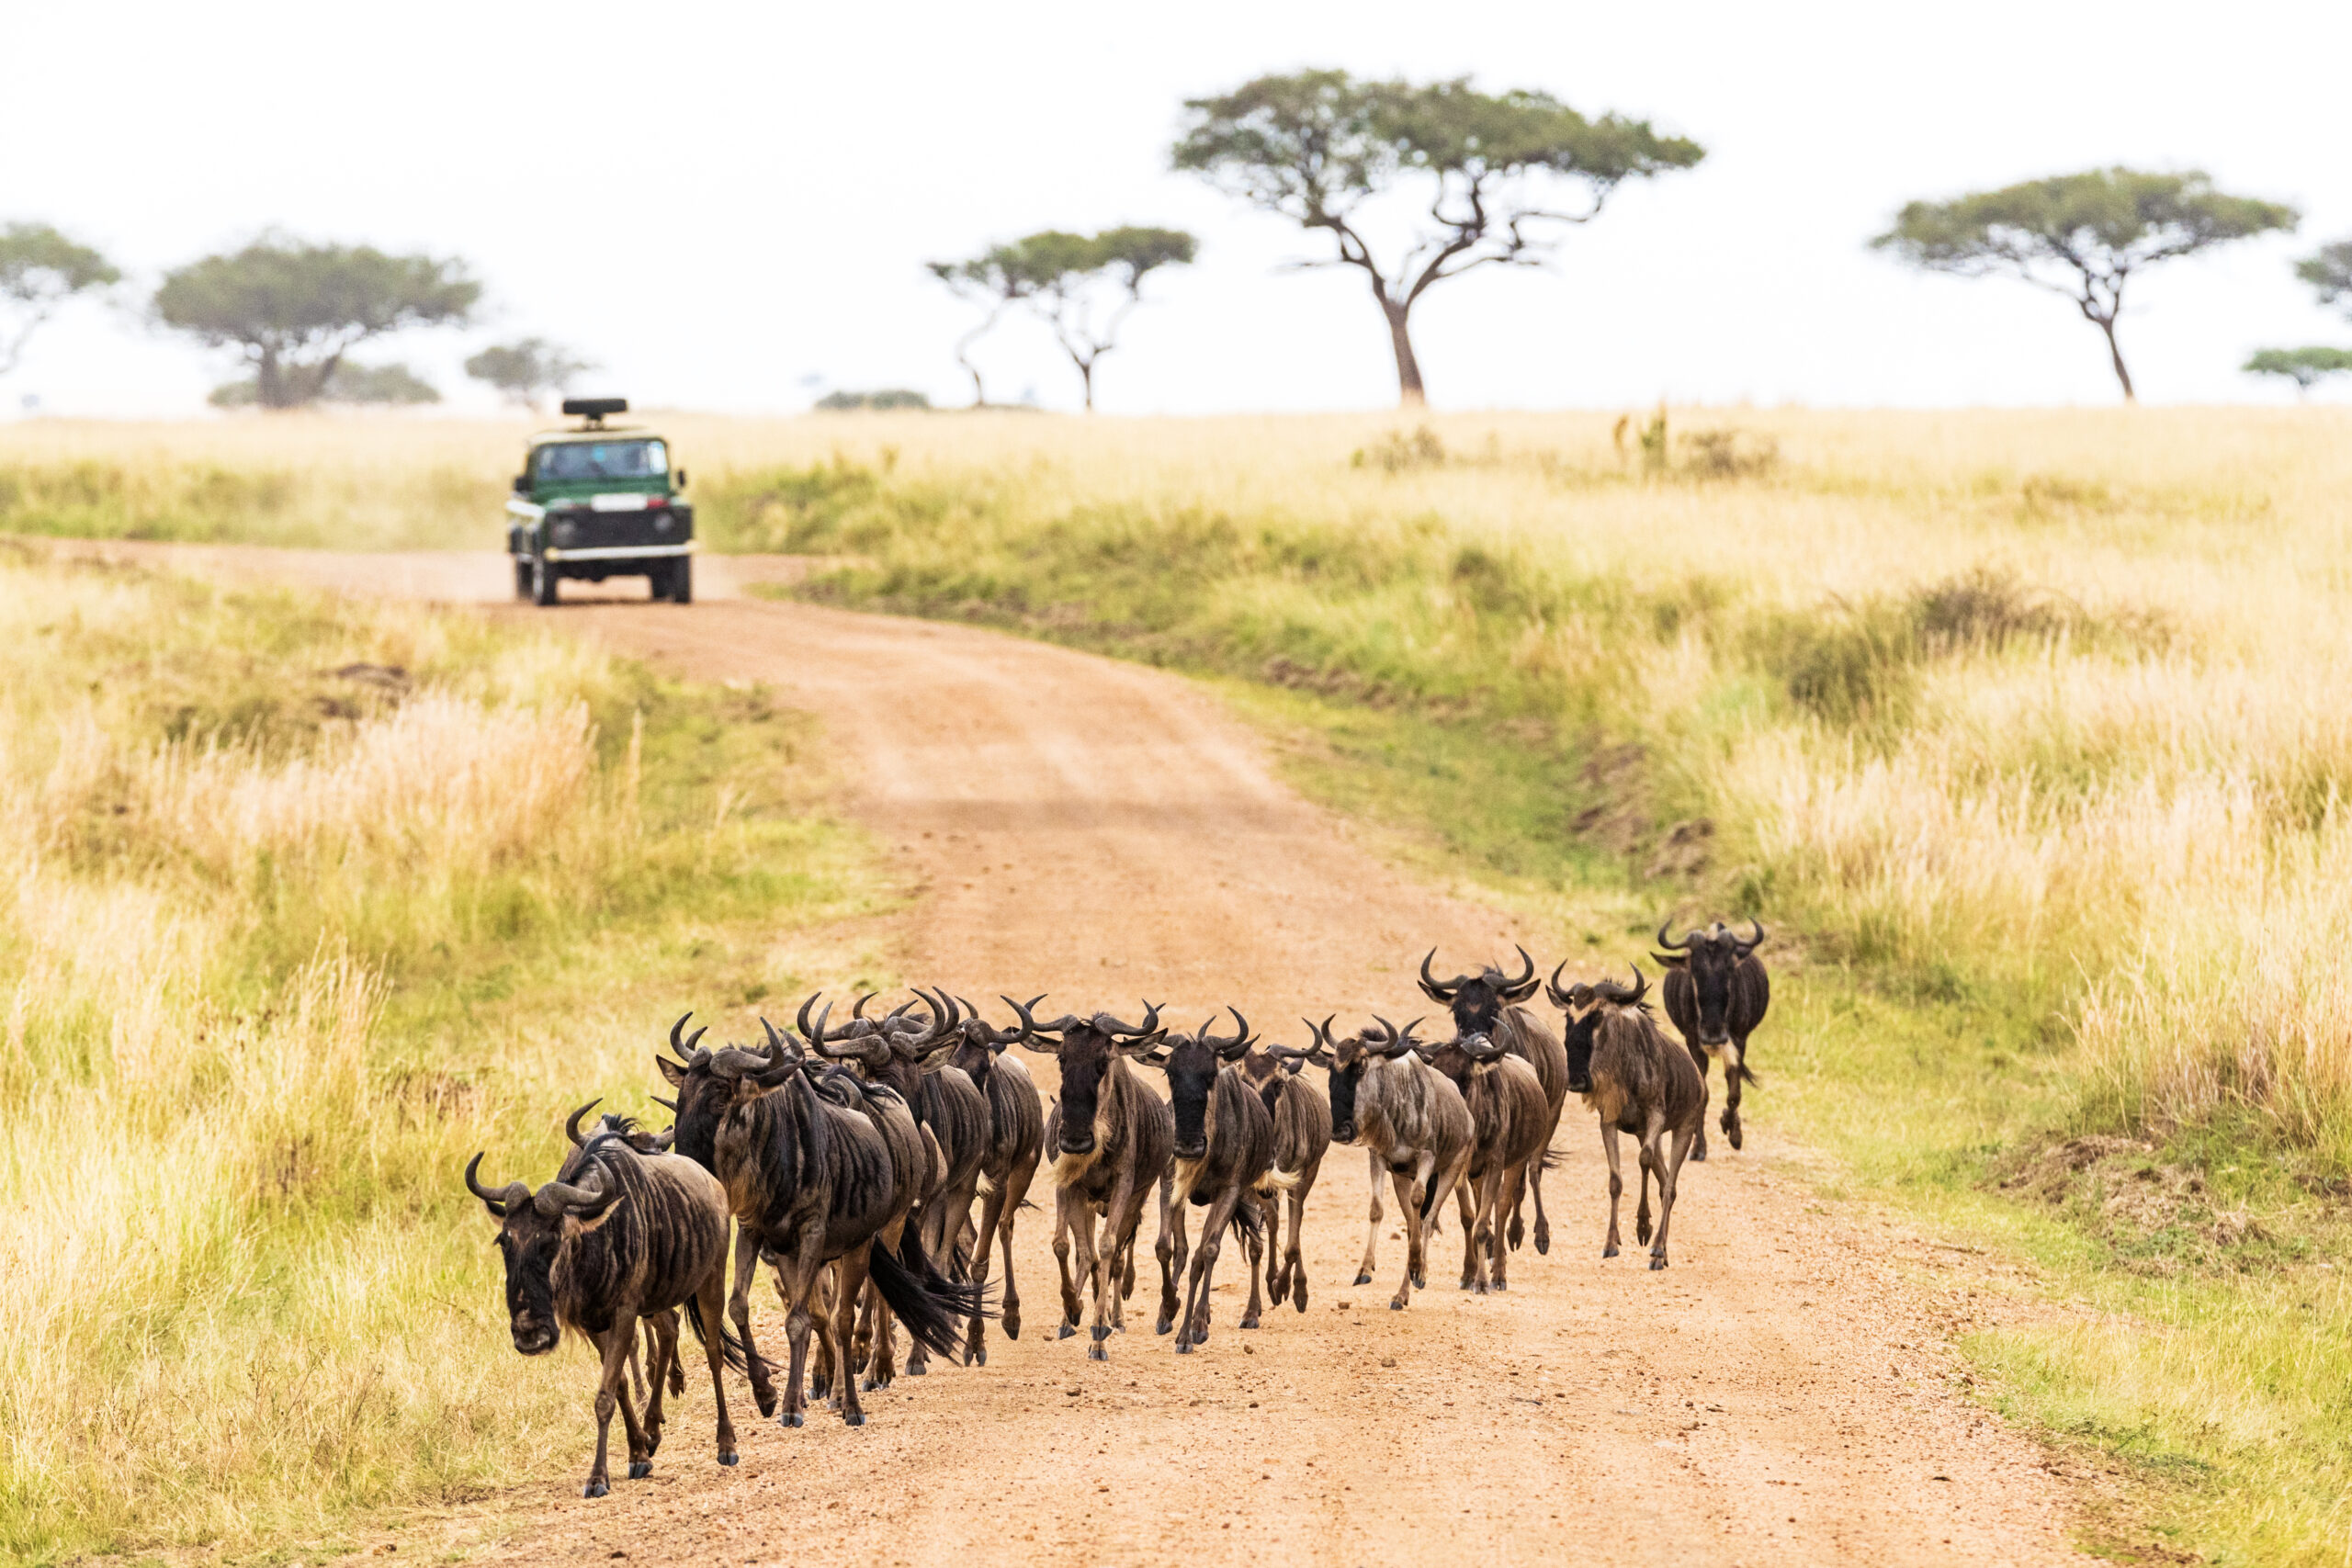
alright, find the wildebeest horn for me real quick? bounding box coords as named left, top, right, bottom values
left=1368, top=1016, right=1418, bottom=1057
left=668, top=1012, right=707, bottom=1062
left=1589, top=964, right=1649, bottom=1007
left=1655, top=918, right=1691, bottom=951
left=1204, top=1007, right=1250, bottom=1057
left=650, top=1127, right=675, bottom=1151
left=1545, top=959, right=1575, bottom=1010
left=797, top=991, right=824, bottom=1040
left=1460, top=1032, right=1506, bottom=1061
left=1418, top=949, right=1461, bottom=1002
left=1499, top=944, right=1538, bottom=999
left=759, top=1016, right=802, bottom=1064
left=1739, top=919, right=1766, bottom=951
left=535, top=1163, right=624, bottom=1220
left=564, top=1099, right=602, bottom=1147
left=650, top=1094, right=677, bottom=1112
left=465, top=1153, right=529, bottom=1217
left=852, top=990, right=877, bottom=1021
left=709, top=1045, right=773, bottom=1079
left=1097, top=1001, right=1161, bottom=1038
left=1004, top=993, right=1066, bottom=1054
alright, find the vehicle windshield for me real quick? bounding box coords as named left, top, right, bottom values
left=535, top=438, right=668, bottom=483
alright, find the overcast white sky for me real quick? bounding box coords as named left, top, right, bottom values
left=4, top=0, right=2347, bottom=416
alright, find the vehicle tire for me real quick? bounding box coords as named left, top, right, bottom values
left=514, top=558, right=532, bottom=601
left=532, top=555, right=559, bottom=606
left=670, top=558, right=693, bottom=604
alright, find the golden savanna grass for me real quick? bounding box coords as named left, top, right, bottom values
left=0, top=547, right=883, bottom=1559
left=10, top=405, right=2352, bottom=1559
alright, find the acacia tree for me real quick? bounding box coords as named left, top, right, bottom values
left=1013, top=227, right=1194, bottom=411
left=2243, top=347, right=2352, bottom=397
left=1172, top=70, right=1703, bottom=407
left=925, top=251, right=1041, bottom=407
left=0, top=222, right=119, bottom=376
left=2295, top=238, right=2352, bottom=316
left=154, top=236, right=479, bottom=409
left=465, top=338, right=595, bottom=409
left=1872, top=169, right=2298, bottom=400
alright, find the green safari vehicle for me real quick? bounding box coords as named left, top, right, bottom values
left=505, top=398, right=695, bottom=605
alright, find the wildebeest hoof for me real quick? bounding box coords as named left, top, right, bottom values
left=1091, top=1324, right=1110, bottom=1342
left=1412, top=1271, right=1427, bottom=1289
left=718, top=1451, right=740, bottom=1466
left=904, top=1364, right=926, bottom=1376
left=1690, top=1146, right=1707, bottom=1161
left=1649, top=1256, right=1668, bottom=1270
left=1175, top=1339, right=1193, bottom=1354
left=1352, top=1271, right=1373, bottom=1286
left=843, top=1411, right=866, bottom=1427
left=1057, top=1323, right=1076, bottom=1340
left=972, top=1347, right=988, bottom=1367
left=1293, top=1292, right=1307, bottom=1313
left=1534, top=1234, right=1550, bottom=1257
left=1507, top=1220, right=1524, bottom=1249
left=1389, top=1298, right=1408, bottom=1311
left=1728, top=1128, right=1744, bottom=1150
left=1602, top=1245, right=1619, bottom=1258
left=1087, top=1342, right=1108, bottom=1361
left=582, top=1480, right=609, bottom=1499
left=753, top=1392, right=777, bottom=1417
left=780, top=1411, right=803, bottom=1428
left=1240, top=1316, right=1259, bottom=1329
left=628, top=1461, right=651, bottom=1480
left=1493, top=1280, right=1509, bottom=1292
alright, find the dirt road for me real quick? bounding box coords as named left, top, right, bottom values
left=64, top=543, right=2086, bottom=1566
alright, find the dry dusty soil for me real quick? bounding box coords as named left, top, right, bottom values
left=64, top=544, right=2092, bottom=1567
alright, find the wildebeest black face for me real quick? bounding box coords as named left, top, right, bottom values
left=467, top=1153, right=625, bottom=1357
left=494, top=1215, right=565, bottom=1355
left=1159, top=1032, right=1219, bottom=1160
left=1322, top=1039, right=1368, bottom=1144
left=1419, top=946, right=1538, bottom=1039
left=1053, top=1026, right=1115, bottom=1156
left=1562, top=1008, right=1600, bottom=1097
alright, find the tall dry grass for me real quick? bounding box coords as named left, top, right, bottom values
left=0, top=547, right=870, bottom=1557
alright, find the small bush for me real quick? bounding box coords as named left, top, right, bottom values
left=1351, top=425, right=1446, bottom=473
left=814, top=389, right=931, bottom=411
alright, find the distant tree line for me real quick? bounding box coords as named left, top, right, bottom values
left=3, top=69, right=2346, bottom=413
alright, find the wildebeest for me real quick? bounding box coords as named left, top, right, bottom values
left=1142, top=1010, right=1279, bottom=1351
left=659, top=1011, right=979, bottom=1428
left=1419, top=947, right=1569, bottom=1253
left=941, top=995, right=1046, bottom=1367
left=1237, top=1035, right=1331, bottom=1320
left=466, top=1125, right=743, bottom=1496
left=1305, top=1016, right=1474, bottom=1312
left=565, top=1100, right=683, bottom=1404
left=806, top=989, right=992, bottom=1382
left=1652, top=919, right=1770, bottom=1158
left=1545, top=964, right=1706, bottom=1269
left=1007, top=996, right=1174, bottom=1361
left=1417, top=1030, right=1551, bottom=1292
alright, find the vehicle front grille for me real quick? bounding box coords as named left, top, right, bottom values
left=549, top=508, right=691, bottom=551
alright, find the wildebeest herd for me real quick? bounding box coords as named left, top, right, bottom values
left=466, top=919, right=1770, bottom=1497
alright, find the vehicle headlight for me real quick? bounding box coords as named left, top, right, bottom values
left=654, top=511, right=673, bottom=533
left=552, top=520, right=578, bottom=547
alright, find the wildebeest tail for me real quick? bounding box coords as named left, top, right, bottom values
left=1738, top=1062, right=1761, bottom=1087
left=682, top=1293, right=771, bottom=1380
left=869, top=1237, right=990, bottom=1363
left=1230, top=1194, right=1265, bottom=1244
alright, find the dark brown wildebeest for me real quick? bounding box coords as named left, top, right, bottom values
left=1652, top=919, right=1770, bottom=1159
left=943, top=995, right=1046, bottom=1367
left=1238, top=1035, right=1331, bottom=1320
left=806, top=989, right=991, bottom=1382
left=659, top=1012, right=979, bottom=1428
left=466, top=1128, right=743, bottom=1496
left=1545, top=963, right=1706, bottom=1269
left=1140, top=1010, right=1278, bottom=1351
left=1416, top=1029, right=1551, bottom=1293
left=564, top=1100, right=684, bottom=1405
left=1419, top=947, right=1569, bottom=1253
left=1305, top=1016, right=1474, bottom=1312
left=1006, top=996, right=1174, bottom=1361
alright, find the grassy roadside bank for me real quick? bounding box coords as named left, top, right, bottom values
left=0, top=545, right=891, bottom=1562
left=707, top=417, right=2352, bottom=1565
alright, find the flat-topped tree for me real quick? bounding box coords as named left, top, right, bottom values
left=1172, top=70, right=1703, bottom=408
left=1013, top=226, right=1195, bottom=412
left=0, top=222, right=119, bottom=376
left=155, top=236, right=479, bottom=409
left=465, top=338, right=595, bottom=411
left=2243, top=347, right=2352, bottom=398
left=1873, top=169, right=2298, bottom=401
left=2294, top=239, right=2352, bottom=317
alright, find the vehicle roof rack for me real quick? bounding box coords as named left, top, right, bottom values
left=562, top=397, right=628, bottom=429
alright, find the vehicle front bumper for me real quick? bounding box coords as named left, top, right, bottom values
left=541, top=542, right=699, bottom=562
